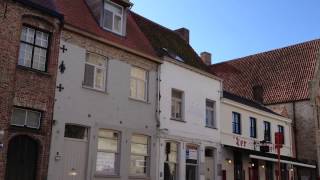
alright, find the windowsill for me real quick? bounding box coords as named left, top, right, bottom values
left=129, top=176, right=150, bottom=180
left=9, top=125, right=40, bottom=134
left=129, top=97, right=149, bottom=104
left=17, top=65, right=51, bottom=77
left=102, top=26, right=124, bottom=37
left=94, top=173, right=120, bottom=178
left=170, top=118, right=186, bottom=123
left=233, top=132, right=241, bottom=135
left=82, top=85, right=108, bottom=94
left=205, top=126, right=218, bottom=130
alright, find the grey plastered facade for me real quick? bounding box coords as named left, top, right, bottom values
left=47, top=30, right=160, bottom=180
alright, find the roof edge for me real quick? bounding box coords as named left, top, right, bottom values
left=14, top=0, right=64, bottom=22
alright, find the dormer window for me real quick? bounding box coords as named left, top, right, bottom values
left=103, top=0, right=124, bottom=35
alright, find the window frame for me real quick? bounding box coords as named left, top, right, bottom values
left=83, top=52, right=108, bottom=92
left=171, top=89, right=184, bottom=121
left=205, top=99, right=216, bottom=128
left=264, top=121, right=271, bottom=142
left=250, top=117, right=257, bottom=138
left=130, top=66, right=148, bottom=101
left=18, top=24, right=51, bottom=72
left=103, top=0, right=124, bottom=35
left=11, top=107, right=42, bottom=129
left=95, top=129, right=121, bottom=176
left=129, top=134, right=150, bottom=177
left=232, top=112, right=241, bottom=134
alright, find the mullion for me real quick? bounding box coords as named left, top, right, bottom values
left=30, top=29, right=37, bottom=69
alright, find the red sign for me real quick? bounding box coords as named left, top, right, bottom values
left=275, top=132, right=284, bottom=148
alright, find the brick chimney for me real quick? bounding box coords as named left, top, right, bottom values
left=174, top=28, right=189, bottom=43
left=200, top=52, right=212, bottom=65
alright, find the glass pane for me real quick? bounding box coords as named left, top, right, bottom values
left=18, top=43, right=33, bottom=67
left=95, top=68, right=105, bottom=90
left=164, top=163, right=177, bottom=180
left=35, top=31, right=49, bottom=48
left=131, top=67, right=146, bottom=80
left=132, top=135, right=148, bottom=144
left=131, top=143, right=148, bottom=155
left=172, top=90, right=182, bottom=99
left=26, top=110, right=41, bottom=128
left=99, top=129, right=119, bottom=139
left=64, top=124, right=88, bottom=139
left=171, top=100, right=175, bottom=118
left=176, top=101, right=182, bottom=118
left=98, top=138, right=118, bottom=152
left=114, top=15, right=122, bottom=33
left=130, top=79, right=137, bottom=98
left=20, top=26, right=35, bottom=43
left=87, top=53, right=105, bottom=67
left=84, top=64, right=94, bottom=87
left=11, top=108, right=26, bottom=126
left=96, top=152, right=116, bottom=174
left=103, top=10, right=113, bottom=30
left=137, top=80, right=146, bottom=100
left=32, top=47, right=47, bottom=71
left=130, top=155, right=148, bottom=175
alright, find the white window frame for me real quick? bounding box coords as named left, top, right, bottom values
left=11, top=107, right=41, bottom=129
left=205, top=99, right=216, bottom=128
left=130, top=66, right=148, bottom=101
left=129, top=134, right=150, bottom=177
left=171, top=89, right=184, bottom=121
left=95, top=129, right=121, bottom=176
left=83, top=53, right=107, bottom=91
left=103, top=0, right=124, bottom=35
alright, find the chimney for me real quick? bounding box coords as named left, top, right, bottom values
left=200, top=52, right=212, bottom=65
left=174, top=28, right=189, bottom=43
left=252, top=85, right=264, bottom=104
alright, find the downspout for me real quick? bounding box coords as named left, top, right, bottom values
left=293, top=102, right=300, bottom=178
left=155, top=63, right=161, bottom=180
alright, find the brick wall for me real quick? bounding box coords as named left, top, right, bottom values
left=0, top=1, right=61, bottom=179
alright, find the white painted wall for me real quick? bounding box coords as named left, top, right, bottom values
left=158, top=60, right=222, bottom=180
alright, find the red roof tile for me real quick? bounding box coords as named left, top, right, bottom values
left=55, top=0, right=157, bottom=58
left=211, top=39, right=320, bottom=104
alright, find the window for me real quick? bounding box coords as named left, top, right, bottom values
left=164, top=142, right=178, bottom=180
left=186, top=144, right=198, bottom=180
left=264, top=121, right=271, bottom=142
left=18, top=26, right=49, bottom=71
left=64, top=124, right=88, bottom=140
left=232, top=112, right=241, bottom=134
left=11, top=107, right=41, bottom=129
left=103, top=0, right=124, bottom=34
left=130, top=67, right=148, bottom=101
left=250, top=117, right=257, bottom=138
left=278, top=125, right=285, bottom=144
left=171, top=89, right=183, bottom=121
left=206, top=99, right=216, bottom=128
left=96, top=129, right=120, bottom=175
left=130, top=134, right=150, bottom=176
left=83, top=53, right=107, bottom=91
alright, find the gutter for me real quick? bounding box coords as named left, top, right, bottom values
left=14, top=0, right=64, bottom=22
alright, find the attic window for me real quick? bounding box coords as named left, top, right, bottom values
left=103, top=0, right=124, bottom=35
left=175, top=55, right=184, bottom=62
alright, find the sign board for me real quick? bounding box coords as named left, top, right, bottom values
left=186, top=147, right=198, bottom=160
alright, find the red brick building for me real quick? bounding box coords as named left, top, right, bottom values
left=0, top=0, right=62, bottom=179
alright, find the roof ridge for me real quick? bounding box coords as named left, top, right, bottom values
left=212, top=38, right=320, bottom=66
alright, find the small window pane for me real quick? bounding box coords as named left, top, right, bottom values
left=87, top=53, right=105, bottom=67
left=130, top=155, right=148, bottom=175
left=137, top=80, right=146, bottom=100
left=33, top=47, right=47, bottom=71
left=132, top=135, right=148, bottom=144
left=11, top=108, right=26, bottom=126
left=99, top=129, right=119, bottom=139
left=130, top=79, right=137, bottom=98
left=131, top=143, right=148, bottom=155
left=84, top=64, right=94, bottom=87
left=98, top=138, right=118, bottom=152
left=96, top=152, right=116, bottom=174
left=114, top=15, right=122, bottom=33
left=131, top=67, right=146, bottom=80
left=20, top=26, right=35, bottom=43
left=35, top=31, right=49, bottom=48
left=95, top=68, right=105, bottom=89
left=18, top=43, right=33, bottom=67
left=64, top=124, right=88, bottom=139
left=26, top=111, right=41, bottom=128
left=103, top=10, right=113, bottom=30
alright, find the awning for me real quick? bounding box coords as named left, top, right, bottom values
left=249, top=154, right=316, bottom=169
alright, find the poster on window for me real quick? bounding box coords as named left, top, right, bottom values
left=186, top=147, right=198, bottom=160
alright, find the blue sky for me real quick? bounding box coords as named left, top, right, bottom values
left=132, top=0, right=320, bottom=63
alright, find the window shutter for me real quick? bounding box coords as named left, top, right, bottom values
left=84, top=64, right=94, bottom=87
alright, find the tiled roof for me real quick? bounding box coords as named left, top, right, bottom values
left=54, top=0, right=158, bottom=58
left=211, top=39, right=320, bottom=105
left=131, top=12, right=211, bottom=72
left=223, top=91, right=281, bottom=116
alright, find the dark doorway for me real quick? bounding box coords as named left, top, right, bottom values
left=249, top=159, right=259, bottom=180
left=234, top=151, right=244, bottom=180
left=5, top=135, right=38, bottom=180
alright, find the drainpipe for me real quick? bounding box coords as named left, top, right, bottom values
left=293, top=102, right=300, bottom=179
left=155, top=63, right=161, bottom=180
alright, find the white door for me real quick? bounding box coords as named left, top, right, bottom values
left=62, top=125, right=89, bottom=180
left=205, top=149, right=215, bottom=180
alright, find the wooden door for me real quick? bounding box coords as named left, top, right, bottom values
left=5, top=135, right=38, bottom=180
